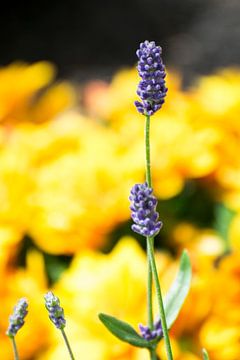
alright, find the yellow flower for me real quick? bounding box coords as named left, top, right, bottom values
left=36, top=237, right=204, bottom=360
left=168, top=224, right=222, bottom=342
left=0, top=62, right=74, bottom=125
left=229, top=213, right=240, bottom=250
left=190, top=69, right=240, bottom=209
left=0, top=226, right=22, bottom=272
left=0, top=62, right=54, bottom=122
left=11, top=112, right=141, bottom=254
left=199, top=251, right=240, bottom=360
left=84, top=68, right=221, bottom=199
left=2, top=64, right=240, bottom=255
left=0, top=131, right=34, bottom=244
left=0, top=251, right=49, bottom=360
left=36, top=237, right=170, bottom=359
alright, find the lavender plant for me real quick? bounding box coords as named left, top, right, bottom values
left=99, top=40, right=192, bottom=360
left=6, top=298, right=28, bottom=360
left=4, top=42, right=210, bottom=360
left=44, top=291, right=75, bottom=360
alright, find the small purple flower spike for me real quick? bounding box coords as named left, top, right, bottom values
left=139, top=319, right=163, bottom=341
left=44, top=291, right=66, bottom=330
left=6, top=298, right=28, bottom=338
left=135, top=40, right=168, bottom=116
left=129, top=182, right=162, bottom=237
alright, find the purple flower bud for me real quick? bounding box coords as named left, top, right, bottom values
left=6, top=298, right=28, bottom=338
left=135, top=40, right=168, bottom=116
left=44, top=291, right=66, bottom=330
left=139, top=318, right=163, bottom=341
left=129, top=183, right=162, bottom=237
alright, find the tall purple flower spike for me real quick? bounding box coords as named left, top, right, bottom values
left=129, top=183, right=162, bottom=237
left=44, top=291, right=66, bottom=330
left=139, top=319, right=163, bottom=341
left=135, top=40, right=168, bottom=116
left=6, top=298, right=28, bottom=337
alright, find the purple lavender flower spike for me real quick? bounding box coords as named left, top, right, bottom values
left=135, top=40, right=168, bottom=116
left=129, top=182, right=162, bottom=237
left=6, top=298, right=28, bottom=338
left=44, top=291, right=66, bottom=330
left=139, top=319, right=163, bottom=341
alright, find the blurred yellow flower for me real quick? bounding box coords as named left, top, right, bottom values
left=199, top=251, right=240, bottom=360
left=22, top=113, right=142, bottom=253
left=1, top=64, right=240, bottom=254
left=0, top=226, right=22, bottom=272
left=0, top=251, right=49, bottom=360
left=0, top=60, right=240, bottom=360
left=190, top=68, right=240, bottom=210
left=229, top=213, right=240, bottom=251
left=36, top=237, right=205, bottom=360
left=0, top=62, right=74, bottom=125
left=83, top=68, right=221, bottom=199
left=36, top=237, right=149, bottom=359
left=0, top=132, right=34, bottom=245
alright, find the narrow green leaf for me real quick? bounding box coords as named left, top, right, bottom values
left=164, top=250, right=192, bottom=329
left=99, top=313, right=155, bottom=349
left=202, top=348, right=210, bottom=360
left=214, top=202, right=235, bottom=250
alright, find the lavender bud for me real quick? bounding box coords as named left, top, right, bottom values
left=129, top=183, right=162, bottom=237
left=139, top=319, right=163, bottom=341
left=6, top=298, right=28, bottom=338
left=44, top=291, right=66, bottom=330
left=135, top=40, right=168, bottom=116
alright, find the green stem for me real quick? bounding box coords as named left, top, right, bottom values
left=61, top=329, right=76, bottom=360
left=147, top=239, right=154, bottom=329
left=149, top=347, right=159, bottom=360
left=148, top=237, right=173, bottom=360
left=11, top=337, right=19, bottom=360
left=145, top=114, right=173, bottom=360
left=145, top=115, right=152, bottom=188
left=145, top=115, right=154, bottom=330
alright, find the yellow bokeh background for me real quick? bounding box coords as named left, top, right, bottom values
left=1, top=62, right=240, bottom=359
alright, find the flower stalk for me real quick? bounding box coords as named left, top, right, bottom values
left=145, top=114, right=173, bottom=360
left=44, top=291, right=76, bottom=360
left=148, top=236, right=173, bottom=360
left=145, top=114, right=154, bottom=331
left=11, top=337, right=19, bottom=360
left=149, top=348, right=159, bottom=360
left=6, top=298, right=28, bottom=360
left=100, top=40, right=181, bottom=360
left=134, top=41, right=173, bottom=359
left=61, top=329, right=76, bottom=360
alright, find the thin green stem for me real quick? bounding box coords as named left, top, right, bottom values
left=147, top=239, right=154, bottom=329
left=145, top=115, right=154, bottom=331
left=11, top=337, right=19, bottom=360
left=61, top=329, right=76, bottom=360
left=145, top=115, right=173, bottom=359
left=145, top=115, right=152, bottom=188
left=148, top=237, right=173, bottom=360
left=149, top=347, right=159, bottom=360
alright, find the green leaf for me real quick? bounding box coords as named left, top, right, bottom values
left=202, top=348, right=210, bottom=360
left=214, top=202, right=235, bottom=250
left=164, top=250, right=192, bottom=329
left=99, top=313, right=156, bottom=349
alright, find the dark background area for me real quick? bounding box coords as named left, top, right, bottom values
left=1, top=0, right=240, bottom=84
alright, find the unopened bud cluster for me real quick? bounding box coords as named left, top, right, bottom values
left=44, top=291, right=66, bottom=329
left=139, top=319, right=162, bottom=340
left=6, top=298, right=28, bottom=338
